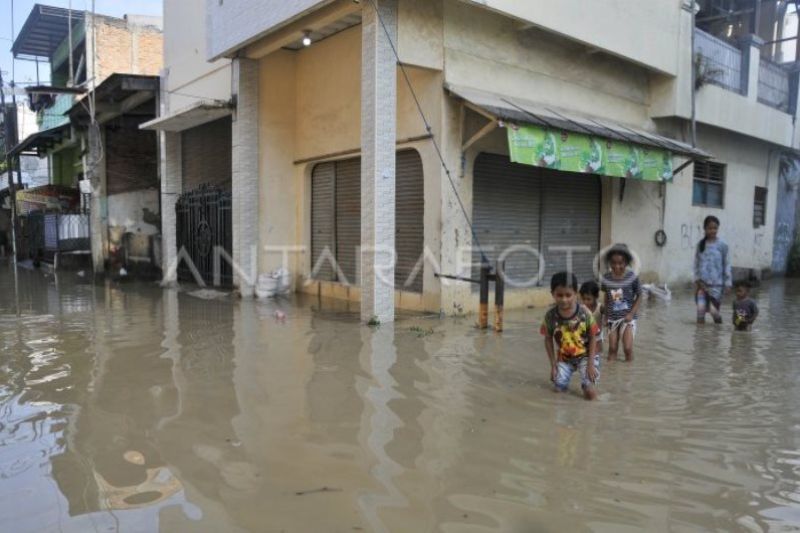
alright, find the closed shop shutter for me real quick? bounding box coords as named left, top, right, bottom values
left=181, top=116, right=232, bottom=191
left=335, top=158, right=361, bottom=285
left=309, top=152, right=425, bottom=290
left=395, top=150, right=424, bottom=293
left=311, top=162, right=335, bottom=281
left=539, top=170, right=601, bottom=284
left=472, top=153, right=542, bottom=288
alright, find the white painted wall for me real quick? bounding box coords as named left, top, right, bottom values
left=108, top=190, right=160, bottom=236
left=458, top=0, right=682, bottom=75
left=441, top=0, right=653, bottom=128
left=613, top=125, right=779, bottom=284
left=164, top=0, right=231, bottom=111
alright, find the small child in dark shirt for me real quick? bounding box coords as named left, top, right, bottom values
left=732, top=280, right=758, bottom=331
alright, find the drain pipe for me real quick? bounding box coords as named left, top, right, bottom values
left=690, top=0, right=698, bottom=148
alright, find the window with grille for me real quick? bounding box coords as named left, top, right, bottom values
left=753, top=186, right=767, bottom=227
left=692, top=161, right=725, bottom=208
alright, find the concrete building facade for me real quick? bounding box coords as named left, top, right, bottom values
left=153, top=0, right=800, bottom=319
left=10, top=5, right=164, bottom=274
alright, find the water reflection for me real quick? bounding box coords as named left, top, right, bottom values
left=1, top=265, right=800, bottom=531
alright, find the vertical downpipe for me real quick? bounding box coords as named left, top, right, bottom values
left=690, top=1, right=697, bottom=148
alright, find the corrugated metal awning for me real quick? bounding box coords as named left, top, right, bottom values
left=447, top=84, right=710, bottom=160
left=139, top=100, right=233, bottom=133
left=8, top=123, right=71, bottom=157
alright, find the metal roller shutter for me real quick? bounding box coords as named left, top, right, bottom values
left=539, top=170, right=601, bottom=284
left=472, top=153, right=542, bottom=289
left=311, top=162, right=335, bottom=281
left=335, top=158, right=361, bottom=285
left=395, top=150, right=424, bottom=293
left=181, top=117, right=232, bottom=191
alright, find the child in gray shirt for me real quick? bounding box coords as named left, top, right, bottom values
left=732, top=280, right=758, bottom=331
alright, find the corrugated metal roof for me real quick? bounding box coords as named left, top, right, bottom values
left=12, top=4, right=85, bottom=59
left=447, top=84, right=711, bottom=159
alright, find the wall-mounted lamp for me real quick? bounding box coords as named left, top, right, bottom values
left=302, top=31, right=312, bottom=47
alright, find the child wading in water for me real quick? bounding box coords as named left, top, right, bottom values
left=580, top=281, right=604, bottom=353
left=694, top=215, right=732, bottom=324
left=541, top=272, right=600, bottom=400
left=732, top=280, right=759, bottom=331
left=601, top=244, right=641, bottom=362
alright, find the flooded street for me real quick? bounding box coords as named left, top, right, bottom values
left=1, top=266, right=800, bottom=532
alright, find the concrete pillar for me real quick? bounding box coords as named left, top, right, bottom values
left=232, top=57, right=260, bottom=297
left=88, top=126, right=108, bottom=277
left=739, top=34, right=764, bottom=101
left=160, top=130, right=181, bottom=285
left=360, top=0, right=397, bottom=324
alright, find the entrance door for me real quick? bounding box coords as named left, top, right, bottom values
left=176, top=117, right=234, bottom=286
left=175, top=185, right=233, bottom=286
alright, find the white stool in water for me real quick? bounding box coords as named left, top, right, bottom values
left=256, top=269, right=293, bottom=298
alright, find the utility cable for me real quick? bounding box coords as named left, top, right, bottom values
left=365, top=0, right=489, bottom=266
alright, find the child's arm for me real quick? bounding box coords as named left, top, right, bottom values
left=626, top=277, right=642, bottom=322
left=586, top=333, right=598, bottom=381
left=750, top=301, right=759, bottom=324
left=544, top=335, right=557, bottom=381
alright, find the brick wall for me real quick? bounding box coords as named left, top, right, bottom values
left=106, top=123, right=158, bottom=195
left=135, top=31, right=163, bottom=76
left=94, top=19, right=163, bottom=83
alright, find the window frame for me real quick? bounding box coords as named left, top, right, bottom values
left=753, top=186, right=768, bottom=228
left=692, top=160, right=726, bottom=209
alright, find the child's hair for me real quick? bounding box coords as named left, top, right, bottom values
left=579, top=280, right=600, bottom=298
left=699, top=215, right=721, bottom=253
left=734, top=279, right=751, bottom=290
left=550, top=271, right=578, bottom=292
left=605, top=243, right=633, bottom=266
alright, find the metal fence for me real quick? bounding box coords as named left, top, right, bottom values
left=23, top=211, right=90, bottom=262
left=694, top=29, right=744, bottom=94
left=758, top=58, right=791, bottom=113
left=176, top=185, right=233, bottom=287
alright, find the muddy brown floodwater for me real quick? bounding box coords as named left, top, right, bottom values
left=1, top=266, right=800, bottom=532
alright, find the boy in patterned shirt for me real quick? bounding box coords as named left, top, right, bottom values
left=541, top=272, right=601, bottom=400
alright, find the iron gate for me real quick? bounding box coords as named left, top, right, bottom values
left=175, top=185, right=233, bottom=286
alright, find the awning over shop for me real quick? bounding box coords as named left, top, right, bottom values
left=67, top=74, right=159, bottom=126
left=139, top=100, right=233, bottom=133
left=8, top=123, right=71, bottom=158
left=448, top=84, right=710, bottom=182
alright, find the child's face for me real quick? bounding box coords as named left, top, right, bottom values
left=552, top=286, right=577, bottom=311
left=704, top=221, right=719, bottom=240
left=735, top=286, right=749, bottom=300
left=609, top=254, right=627, bottom=276
left=580, top=293, right=597, bottom=309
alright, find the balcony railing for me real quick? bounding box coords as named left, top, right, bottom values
left=694, top=29, right=744, bottom=94
left=758, top=58, right=791, bottom=112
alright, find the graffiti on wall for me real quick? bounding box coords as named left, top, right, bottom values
left=681, top=223, right=704, bottom=250
left=772, top=156, right=800, bottom=273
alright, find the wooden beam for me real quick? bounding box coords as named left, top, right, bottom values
left=462, top=118, right=497, bottom=151
left=96, top=91, right=154, bottom=124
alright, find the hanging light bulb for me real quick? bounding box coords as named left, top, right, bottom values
left=302, top=31, right=312, bottom=47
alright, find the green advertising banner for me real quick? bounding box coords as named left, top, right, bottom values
left=507, top=125, right=673, bottom=181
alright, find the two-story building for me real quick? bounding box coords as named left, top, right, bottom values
left=149, top=0, right=800, bottom=322
left=9, top=4, right=163, bottom=276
